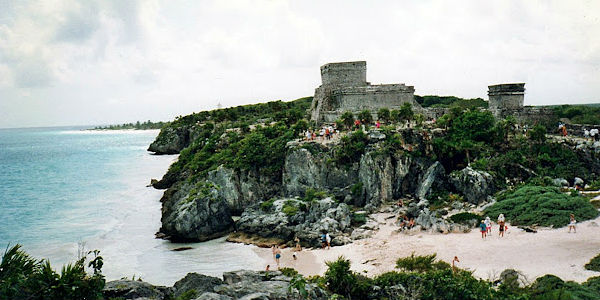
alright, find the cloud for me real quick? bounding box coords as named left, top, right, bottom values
left=53, top=3, right=100, bottom=42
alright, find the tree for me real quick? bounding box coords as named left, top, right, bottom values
left=414, top=114, right=425, bottom=128
left=341, top=111, right=354, bottom=130
left=390, top=110, right=401, bottom=123
left=377, top=108, right=391, bottom=123
left=358, top=110, right=373, bottom=125
left=528, top=124, right=547, bottom=144
left=398, top=103, right=414, bottom=123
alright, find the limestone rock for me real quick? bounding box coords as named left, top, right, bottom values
left=416, top=161, right=445, bottom=201
left=574, top=177, right=584, bottom=187
left=449, top=167, right=496, bottom=204
left=159, top=181, right=234, bottom=242
left=148, top=126, right=190, bottom=154
left=196, top=292, right=233, bottom=300
left=103, top=280, right=170, bottom=300
left=172, top=272, right=223, bottom=299
left=359, top=152, right=394, bottom=208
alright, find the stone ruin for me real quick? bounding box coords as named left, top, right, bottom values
left=309, top=61, right=421, bottom=123
left=308, top=60, right=555, bottom=125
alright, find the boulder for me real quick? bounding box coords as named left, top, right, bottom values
left=103, top=280, right=169, bottom=300
left=196, top=292, right=233, bottom=300
left=449, top=167, right=495, bottom=204
left=172, top=273, right=223, bottom=299
left=159, top=181, right=234, bottom=242
left=574, top=177, right=584, bottom=187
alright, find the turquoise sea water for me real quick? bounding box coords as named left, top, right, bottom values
left=0, top=127, right=264, bottom=285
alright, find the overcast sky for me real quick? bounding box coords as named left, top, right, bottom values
left=0, top=0, right=599, bottom=128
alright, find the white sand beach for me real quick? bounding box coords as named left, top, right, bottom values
left=255, top=212, right=600, bottom=283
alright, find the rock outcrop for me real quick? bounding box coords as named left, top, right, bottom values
left=159, top=181, right=234, bottom=242
left=103, top=270, right=329, bottom=300
left=148, top=126, right=191, bottom=154
left=236, top=198, right=352, bottom=247
left=449, top=167, right=495, bottom=204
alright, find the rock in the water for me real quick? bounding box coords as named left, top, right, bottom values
left=172, top=272, right=223, bottom=299
left=449, top=167, right=495, bottom=204
left=159, top=181, right=234, bottom=242
left=103, top=280, right=170, bottom=300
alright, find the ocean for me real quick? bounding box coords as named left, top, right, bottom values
left=0, top=126, right=264, bottom=285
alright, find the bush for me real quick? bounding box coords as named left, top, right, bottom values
left=324, top=257, right=356, bottom=298
left=279, top=267, right=299, bottom=277
left=260, top=199, right=275, bottom=212
left=282, top=201, right=299, bottom=216
left=351, top=212, right=367, bottom=226
left=485, top=185, right=598, bottom=227
left=585, top=254, right=600, bottom=272
left=334, top=131, right=368, bottom=165
left=176, top=289, right=197, bottom=300
left=449, top=212, right=482, bottom=225
left=0, top=244, right=105, bottom=300
left=303, top=188, right=329, bottom=202
left=396, top=253, right=449, bottom=273
left=358, top=110, right=373, bottom=125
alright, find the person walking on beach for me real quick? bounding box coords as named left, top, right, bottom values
left=274, top=246, right=282, bottom=267
left=480, top=220, right=487, bottom=239
left=321, top=233, right=327, bottom=248
left=569, top=214, right=577, bottom=233
left=294, top=236, right=302, bottom=251
left=498, top=214, right=506, bottom=237
left=326, top=233, right=331, bottom=249
left=484, top=216, right=492, bottom=234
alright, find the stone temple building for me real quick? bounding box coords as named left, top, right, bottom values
left=309, top=61, right=421, bottom=123
left=309, top=60, right=554, bottom=125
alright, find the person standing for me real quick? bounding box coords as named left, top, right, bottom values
left=452, top=256, right=460, bottom=273
left=274, top=246, right=282, bottom=267
left=326, top=233, right=331, bottom=249
left=569, top=214, right=577, bottom=233
left=498, top=214, right=506, bottom=237
left=321, top=233, right=327, bottom=248
left=484, top=216, right=492, bottom=234
left=480, top=220, right=487, bottom=239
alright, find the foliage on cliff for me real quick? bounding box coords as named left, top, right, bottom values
left=0, top=244, right=105, bottom=300
left=485, top=185, right=598, bottom=227
left=93, top=120, right=168, bottom=130
left=162, top=97, right=312, bottom=182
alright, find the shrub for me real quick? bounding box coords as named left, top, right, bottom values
left=396, top=253, right=447, bottom=273
left=351, top=212, right=367, bottom=226
left=485, top=185, right=598, bottom=227
left=303, top=188, right=329, bottom=202
left=260, top=199, right=275, bottom=212
left=449, top=212, right=482, bottom=225
left=358, top=110, right=373, bottom=125
left=585, top=254, right=600, bottom=272
left=341, top=111, right=355, bottom=130
left=282, top=201, right=299, bottom=216
left=377, top=108, right=391, bottom=123
left=176, top=289, right=197, bottom=300
left=334, top=131, right=368, bottom=165
left=324, top=257, right=356, bottom=298
left=279, top=267, right=299, bottom=277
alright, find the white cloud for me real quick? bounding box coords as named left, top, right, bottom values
left=0, top=0, right=599, bottom=128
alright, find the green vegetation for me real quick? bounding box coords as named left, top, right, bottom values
left=334, top=130, right=368, bottom=165
left=303, top=188, right=329, bottom=202
left=553, top=104, right=600, bottom=125
left=449, top=212, right=482, bottom=225
left=396, top=253, right=451, bottom=273
left=0, top=244, right=104, bottom=300
left=357, top=110, right=373, bottom=125
left=176, top=289, right=197, bottom=300
left=585, top=254, right=600, bottom=272
left=93, top=120, right=168, bottom=130
left=279, top=267, right=299, bottom=277
left=260, top=198, right=275, bottom=212
left=282, top=201, right=300, bottom=216
left=485, top=185, right=598, bottom=227
left=415, top=95, right=488, bottom=110
left=322, top=253, right=600, bottom=300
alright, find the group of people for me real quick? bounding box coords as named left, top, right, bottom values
left=479, top=214, right=507, bottom=239
left=583, top=128, right=600, bottom=141
left=558, top=123, right=568, bottom=136
left=266, top=236, right=305, bottom=271
left=304, top=125, right=336, bottom=141
left=398, top=215, right=415, bottom=230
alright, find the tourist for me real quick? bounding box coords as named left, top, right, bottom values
left=266, top=265, right=270, bottom=271
left=311, top=131, right=316, bottom=140
left=305, top=130, right=311, bottom=141
left=376, top=121, right=381, bottom=129
left=293, top=251, right=297, bottom=260
left=569, top=214, right=577, bottom=233
left=294, top=236, right=302, bottom=251
left=325, top=128, right=330, bottom=140
left=354, top=119, right=360, bottom=130
left=407, top=218, right=415, bottom=229
left=326, top=233, right=331, bottom=249
left=498, top=214, right=506, bottom=237
left=321, top=232, right=327, bottom=248
left=591, top=128, right=599, bottom=141
left=484, top=216, right=492, bottom=234
left=584, top=128, right=590, bottom=140
left=274, top=246, right=282, bottom=267
left=562, top=124, right=568, bottom=137
left=452, top=256, right=460, bottom=273
left=480, top=220, right=487, bottom=239
left=271, top=245, right=276, bottom=259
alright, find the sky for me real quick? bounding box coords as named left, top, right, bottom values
left=0, top=0, right=599, bottom=128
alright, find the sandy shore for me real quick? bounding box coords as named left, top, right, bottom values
left=254, top=211, right=600, bottom=283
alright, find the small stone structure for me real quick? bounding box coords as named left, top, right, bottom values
left=309, top=61, right=558, bottom=126
left=310, top=61, right=421, bottom=123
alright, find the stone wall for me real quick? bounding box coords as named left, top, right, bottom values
left=488, top=83, right=525, bottom=111
left=320, top=61, right=367, bottom=86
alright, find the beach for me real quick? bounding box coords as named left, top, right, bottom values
left=254, top=211, right=600, bottom=283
